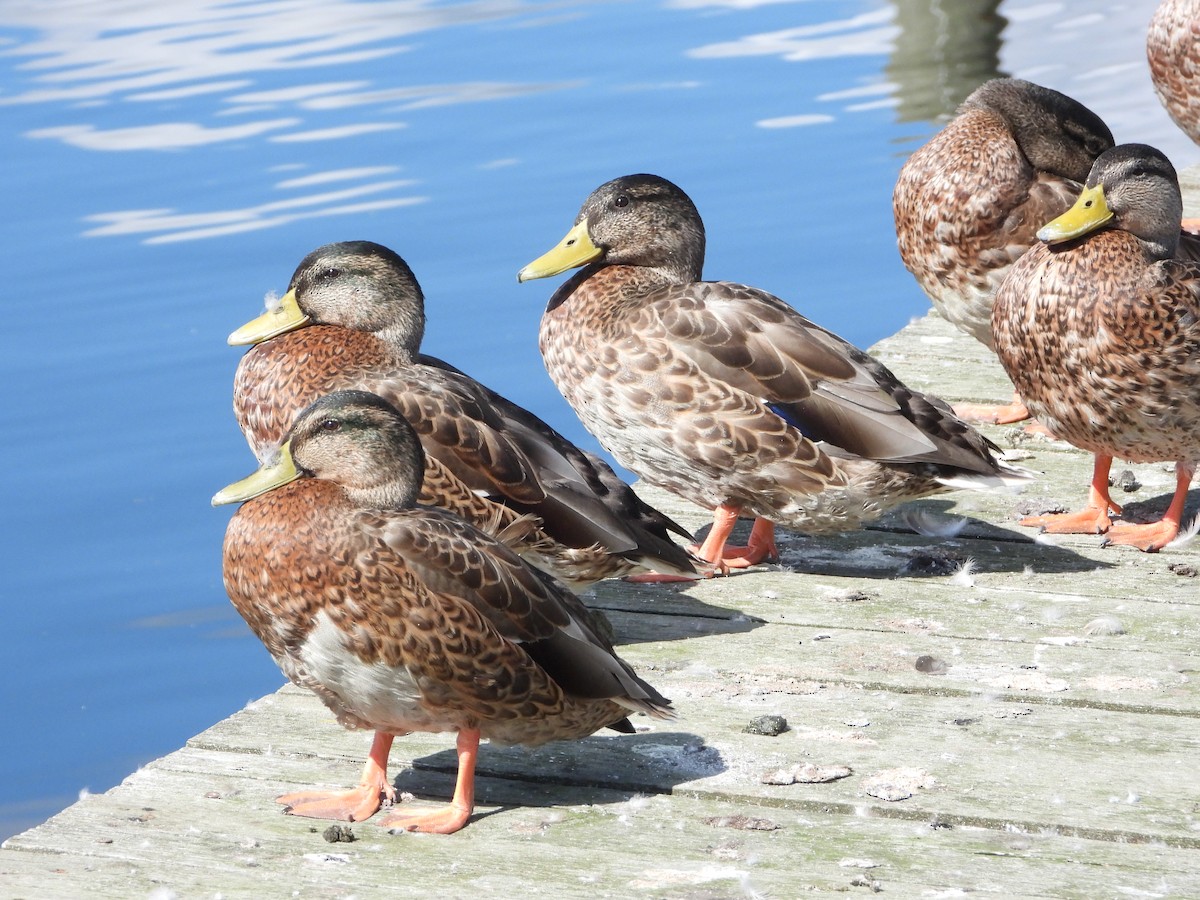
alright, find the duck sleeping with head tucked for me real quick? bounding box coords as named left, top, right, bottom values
left=213, top=390, right=673, bottom=834
left=893, top=77, right=1117, bottom=424
left=518, top=174, right=1030, bottom=573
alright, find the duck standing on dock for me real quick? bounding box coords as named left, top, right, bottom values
left=893, top=78, right=1115, bottom=424
left=228, top=241, right=698, bottom=588
left=518, top=174, right=1029, bottom=573
left=213, top=390, right=673, bottom=834
left=992, top=144, right=1200, bottom=551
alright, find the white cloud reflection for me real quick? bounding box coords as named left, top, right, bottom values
left=84, top=175, right=427, bottom=244
left=269, top=123, right=406, bottom=143
left=27, top=119, right=301, bottom=151
left=688, top=8, right=897, bottom=62
left=697, top=8, right=898, bottom=133
left=756, top=113, right=834, bottom=128
left=128, top=81, right=255, bottom=102
left=295, top=81, right=569, bottom=111
left=668, top=0, right=807, bottom=8
left=274, top=166, right=400, bottom=188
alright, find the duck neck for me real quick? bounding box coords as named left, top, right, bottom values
left=348, top=481, right=415, bottom=510
left=373, top=318, right=424, bottom=365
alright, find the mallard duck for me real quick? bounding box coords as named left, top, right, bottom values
left=1149, top=0, right=1200, bottom=149
left=992, top=143, right=1200, bottom=551
left=893, top=78, right=1116, bottom=423
left=213, top=390, right=673, bottom=834
left=517, top=174, right=1030, bottom=572
left=229, top=241, right=698, bottom=587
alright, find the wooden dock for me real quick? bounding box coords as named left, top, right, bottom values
left=4, top=312, right=1199, bottom=898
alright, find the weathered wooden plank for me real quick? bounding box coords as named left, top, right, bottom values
left=158, top=646, right=1197, bottom=847
left=6, top=739, right=1200, bottom=899
left=591, top=564, right=1200, bottom=651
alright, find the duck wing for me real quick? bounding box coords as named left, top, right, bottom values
left=418, top=354, right=696, bottom=570
left=369, top=507, right=672, bottom=715
left=646, top=281, right=1001, bottom=473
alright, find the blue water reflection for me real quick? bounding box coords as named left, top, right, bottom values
left=0, top=0, right=1189, bottom=839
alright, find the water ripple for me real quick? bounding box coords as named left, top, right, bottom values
left=84, top=177, right=427, bottom=244
left=27, top=118, right=301, bottom=150
left=0, top=0, right=518, bottom=105
left=0, top=0, right=553, bottom=241
left=688, top=8, right=898, bottom=62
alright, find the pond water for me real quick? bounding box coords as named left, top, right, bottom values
left=1, top=0, right=1192, bottom=840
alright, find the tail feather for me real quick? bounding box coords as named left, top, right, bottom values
left=935, top=457, right=1037, bottom=492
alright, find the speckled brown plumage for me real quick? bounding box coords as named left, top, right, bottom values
left=1149, top=0, right=1200, bottom=147
left=230, top=241, right=697, bottom=587
left=894, top=78, right=1115, bottom=354
left=215, top=391, right=672, bottom=832
left=992, top=144, right=1200, bottom=550
left=519, top=174, right=1029, bottom=569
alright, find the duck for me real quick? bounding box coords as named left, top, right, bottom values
left=212, top=390, right=673, bottom=834
left=1148, top=0, right=1200, bottom=149
left=228, top=241, right=698, bottom=588
left=517, top=174, right=1031, bottom=572
left=893, top=77, right=1116, bottom=423
left=991, top=143, right=1200, bottom=552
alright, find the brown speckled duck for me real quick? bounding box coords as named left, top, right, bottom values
left=1149, top=0, right=1200, bottom=149
left=894, top=78, right=1118, bottom=423
left=517, top=174, right=1030, bottom=572
left=213, top=390, right=673, bottom=834
left=229, top=241, right=697, bottom=588
left=992, top=143, right=1200, bottom=551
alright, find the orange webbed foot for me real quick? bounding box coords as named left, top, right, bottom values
left=1022, top=455, right=1125, bottom=537
left=278, top=731, right=395, bottom=821
left=1019, top=505, right=1116, bottom=535
left=1101, top=519, right=1181, bottom=553
left=952, top=399, right=1031, bottom=425
left=1020, top=420, right=1056, bottom=439
left=1101, top=463, right=1195, bottom=551
left=690, top=515, right=777, bottom=573
left=716, top=541, right=778, bottom=568
left=684, top=540, right=772, bottom=573
left=377, top=801, right=473, bottom=835
left=277, top=781, right=393, bottom=822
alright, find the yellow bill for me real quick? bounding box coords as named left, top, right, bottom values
left=212, top=441, right=301, bottom=506
left=1037, top=184, right=1113, bottom=244
left=517, top=219, right=603, bottom=282
left=227, top=289, right=310, bottom=346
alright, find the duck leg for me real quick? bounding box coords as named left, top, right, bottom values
left=719, top=518, right=778, bottom=567
left=688, top=505, right=777, bottom=571
left=278, top=731, right=395, bottom=821
left=377, top=728, right=479, bottom=834
left=1103, top=462, right=1194, bottom=552
left=1020, top=454, right=1121, bottom=535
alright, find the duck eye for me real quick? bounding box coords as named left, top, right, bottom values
left=318, top=266, right=343, bottom=281
left=614, top=194, right=629, bottom=209
left=319, top=419, right=341, bottom=433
